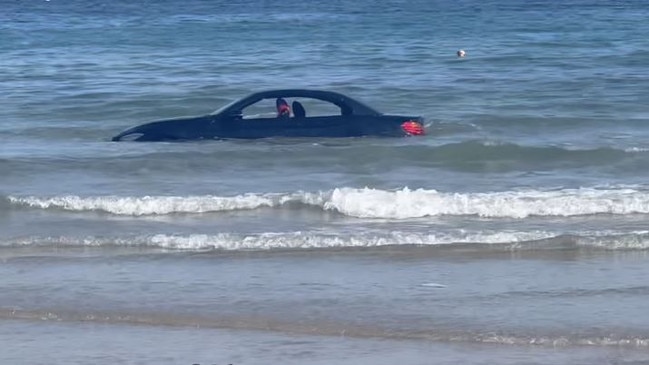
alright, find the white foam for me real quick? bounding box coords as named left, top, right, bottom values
left=9, top=230, right=649, bottom=251
left=420, top=283, right=447, bottom=288
left=8, top=192, right=326, bottom=216
left=576, top=231, right=649, bottom=250
left=9, top=186, right=649, bottom=219
left=624, top=147, right=649, bottom=152
left=9, top=230, right=555, bottom=251
left=325, top=186, right=649, bottom=219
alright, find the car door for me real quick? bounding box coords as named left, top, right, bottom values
left=290, top=115, right=368, bottom=137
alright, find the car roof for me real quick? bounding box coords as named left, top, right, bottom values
left=223, top=89, right=382, bottom=116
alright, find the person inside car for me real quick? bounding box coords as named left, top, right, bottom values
left=276, top=98, right=291, bottom=118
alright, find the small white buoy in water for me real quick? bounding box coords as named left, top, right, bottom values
left=457, top=49, right=466, bottom=58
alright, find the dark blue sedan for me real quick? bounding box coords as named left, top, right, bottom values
left=111, top=89, right=425, bottom=141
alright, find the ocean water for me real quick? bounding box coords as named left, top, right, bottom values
left=2, top=0, right=649, bottom=364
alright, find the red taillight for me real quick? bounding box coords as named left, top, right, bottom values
left=401, top=120, right=425, bottom=136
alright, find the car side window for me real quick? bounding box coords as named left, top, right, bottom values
left=289, top=98, right=345, bottom=117
left=238, top=97, right=350, bottom=120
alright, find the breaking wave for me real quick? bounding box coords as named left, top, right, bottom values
left=6, top=230, right=649, bottom=251
left=7, top=185, right=649, bottom=219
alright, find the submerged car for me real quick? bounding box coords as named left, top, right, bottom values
left=111, top=89, right=425, bottom=141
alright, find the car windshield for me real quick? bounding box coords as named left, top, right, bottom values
left=210, top=99, right=239, bottom=115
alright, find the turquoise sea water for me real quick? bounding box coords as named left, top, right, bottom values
left=2, top=1, right=649, bottom=364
